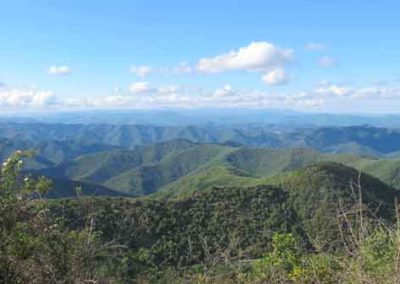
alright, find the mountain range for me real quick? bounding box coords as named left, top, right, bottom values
left=5, top=109, right=400, bottom=127
left=1, top=121, right=400, bottom=198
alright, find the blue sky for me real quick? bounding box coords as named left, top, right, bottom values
left=1, top=0, right=400, bottom=112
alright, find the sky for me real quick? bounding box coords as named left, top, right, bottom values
left=1, top=0, right=400, bottom=113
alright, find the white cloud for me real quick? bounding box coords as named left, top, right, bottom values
left=318, top=56, right=336, bottom=68
left=351, top=87, right=399, bottom=99
left=130, top=42, right=293, bottom=80
left=130, top=66, right=153, bottom=77
left=4, top=79, right=400, bottom=111
left=31, top=91, right=56, bottom=106
left=213, top=84, right=235, bottom=97
left=57, top=83, right=400, bottom=111
left=262, top=68, right=290, bottom=85
left=283, top=93, right=325, bottom=108
left=304, top=82, right=400, bottom=101
left=0, top=88, right=57, bottom=108
left=48, top=65, right=71, bottom=75
left=129, top=82, right=155, bottom=94
left=62, top=83, right=370, bottom=110
left=305, top=42, right=326, bottom=51
left=314, top=84, right=351, bottom=97
left=197, top=41, right=293, bottom=73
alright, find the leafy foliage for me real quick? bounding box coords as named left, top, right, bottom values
left=0, top=151, right=113, bottom=283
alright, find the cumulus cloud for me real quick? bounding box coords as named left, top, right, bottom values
left=213, top=84, right=235, bottom=97
left=130, top=66, right=153, bottom=77
left=0, top=88, right=57, bottom=108
left=318, top=56, right=336, bottom=68
left=262, top=68, right=290, bottom=85
left=314, top=84, right=351, bottom=97
left=130, top=42, right=294, bottom=82
left=129, top=82, right=156, bottom=94
left=197, top=41, right=293, bottom=73
left=48, top=65, right=71, bottom=75
left=196, top=41, right=293, bottom=85
left=305, top=42, right=326, bottom=51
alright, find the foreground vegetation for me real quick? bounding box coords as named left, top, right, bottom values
left=2, top=151, right=400, bottom=283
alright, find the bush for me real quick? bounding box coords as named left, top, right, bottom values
left=251, top=233, right=304, bottom=282
left=0, top=151, right=110, bottom=283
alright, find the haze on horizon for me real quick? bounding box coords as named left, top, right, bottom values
left=1, top=0, right=400, bottom=113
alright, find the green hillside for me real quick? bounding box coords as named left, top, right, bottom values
left=42, top=140, right=236, bottom=195
left=268, top=162, right=400, bottom=251
left=52, top=185, right=308, bottom=271
left=49, top=164, right=399, bottom=280
left=157, top=166, right=263, bottom=198
left=225, top=148, right=325, bottom=177
left=46, top=178, right=127, bottom=198
left=157, top=146, right=400, bottom=199
left=28, top=139, right=400, bottom=198
left=104, top=144, right=234, bottom=194
left=158, top=161, right=400, bottom=251
left=47, top=139, right=197, bottom=183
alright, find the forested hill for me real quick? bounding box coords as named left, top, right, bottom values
left=47, top=166, right=400, bottom=281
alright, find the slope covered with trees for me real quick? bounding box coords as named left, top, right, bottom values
left=2, top=150, right=400, bottom=283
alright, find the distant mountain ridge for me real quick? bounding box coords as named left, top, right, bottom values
left=2, top=122, right=400, bottom=155
left=4, top=109, right=400, bottom=127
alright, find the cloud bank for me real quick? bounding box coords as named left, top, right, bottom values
left=0, top=88, right=57, bottom=108
left=1, top=81, right=400, bottom=111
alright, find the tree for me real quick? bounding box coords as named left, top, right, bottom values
left=0, top=151, right=108, bottom=283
